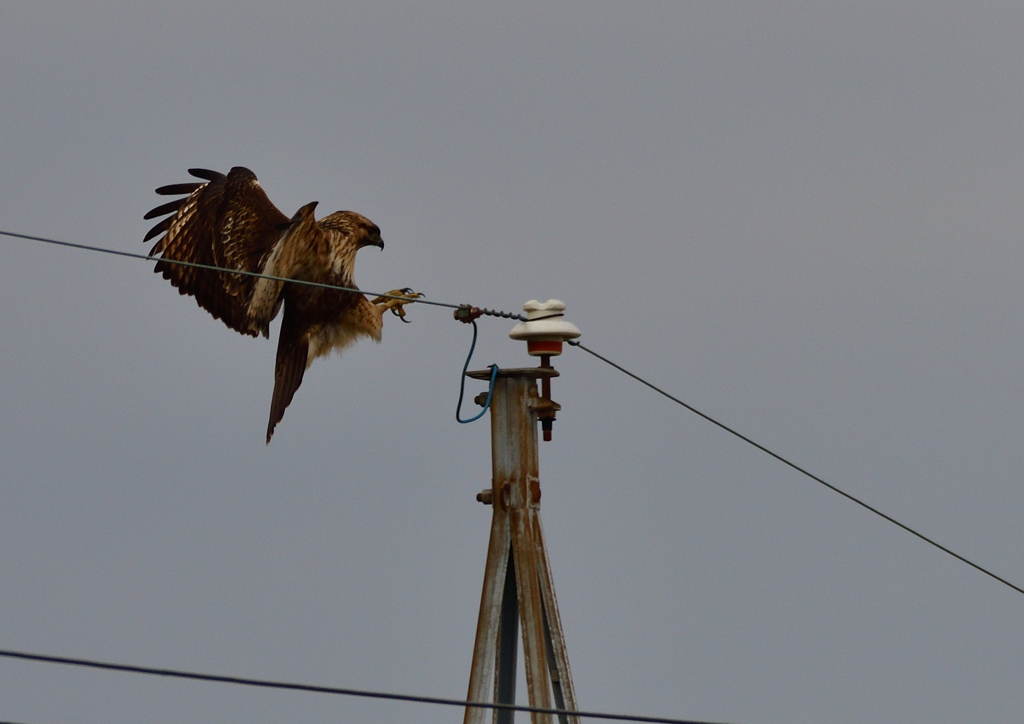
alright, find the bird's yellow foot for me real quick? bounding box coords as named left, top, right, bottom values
left=372, top=287, right=423, bottom=322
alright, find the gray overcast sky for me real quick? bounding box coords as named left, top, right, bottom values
left=2, top=2, right=1023, bottom=722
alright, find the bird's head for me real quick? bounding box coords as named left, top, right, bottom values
left=319, top=211, right=384, bottom=250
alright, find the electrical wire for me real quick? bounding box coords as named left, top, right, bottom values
left=0, top=649, right=731, bottom=724
left=456, top=320, right=498, bottom=423
left=0, top=229, right=527, bottom=321
left=5, top=227, right=1021, bottom=594
left=567, top=339, right=1024, bottom=598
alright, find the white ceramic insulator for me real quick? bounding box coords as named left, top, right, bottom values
left=509, top=299, right=581, bottom=342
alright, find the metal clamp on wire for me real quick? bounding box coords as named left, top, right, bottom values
left=455, top=304, right=527, bottom=323
left=454, top=305, right=484, bottom=323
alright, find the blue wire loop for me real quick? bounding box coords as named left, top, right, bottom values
left=456, top=320, right=498, bottom=423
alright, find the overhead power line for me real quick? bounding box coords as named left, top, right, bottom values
left=0, top=229, right=527, bottom=321
left=567, top=340, right=1024, bottom=598
left=0, top=648, right=731, bottom=724
left=5, top=227, right=1021, bottom=598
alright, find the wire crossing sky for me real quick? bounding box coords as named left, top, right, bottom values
left=0, top=648, right=731, bottom=724
left=0, top=229, right=526, bottom=320
left=2, top=228, right=1019, bottom=600
left=567, top=341, right=1024, bottom=598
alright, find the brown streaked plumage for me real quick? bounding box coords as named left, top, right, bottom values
left=144, top=166, right=418, bottom=443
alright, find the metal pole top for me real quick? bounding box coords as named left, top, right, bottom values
left=466, top=367, right=560, bottom=381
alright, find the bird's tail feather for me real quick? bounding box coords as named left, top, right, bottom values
left=267, top=314, right=308, bottom=444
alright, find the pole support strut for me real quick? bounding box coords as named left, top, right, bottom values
left=463, top=366, right=579, bottom=724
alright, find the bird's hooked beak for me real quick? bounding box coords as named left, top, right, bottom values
left=371, top=233, right=384, bottom=250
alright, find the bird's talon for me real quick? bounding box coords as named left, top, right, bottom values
left=371, top=287, right=422, bottom=321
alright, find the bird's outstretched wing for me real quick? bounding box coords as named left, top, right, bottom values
left=144, top=166, right=289, bottom=336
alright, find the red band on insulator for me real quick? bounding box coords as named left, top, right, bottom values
left=527, top=340, right=563, bottom=356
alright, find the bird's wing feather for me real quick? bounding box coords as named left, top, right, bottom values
left=247, top=201, right=321, bottom=337
left=144, top=166, right=289, bottom=336
left=267, top=303, right=309, bottom=443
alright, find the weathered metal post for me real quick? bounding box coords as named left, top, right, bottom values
left=463, top=301, right=580, bottom=724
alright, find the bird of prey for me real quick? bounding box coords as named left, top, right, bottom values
left=144, top=166, right=418, bottom=443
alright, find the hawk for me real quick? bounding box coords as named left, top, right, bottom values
left=144, top=166, right=418, bottom=443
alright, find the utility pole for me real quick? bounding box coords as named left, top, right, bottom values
left=462, top=301, right=581, bottom=724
